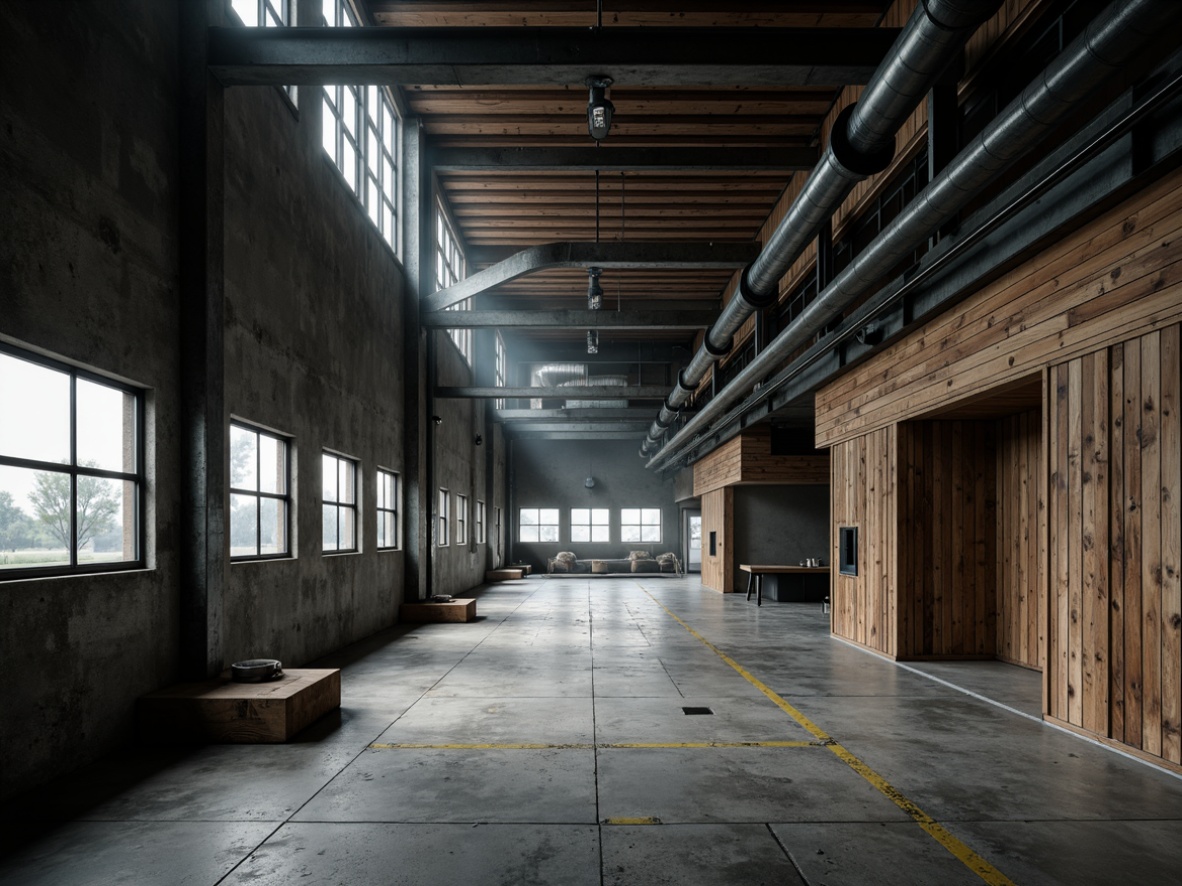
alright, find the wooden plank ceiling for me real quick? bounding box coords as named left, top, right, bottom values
left=357, top=1, right=891, bottom=358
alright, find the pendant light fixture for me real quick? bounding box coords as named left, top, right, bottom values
left=586, top=77, right=614, bottom=141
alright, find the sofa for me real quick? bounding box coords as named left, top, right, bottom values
left=547, top=550, right=682, bottom=576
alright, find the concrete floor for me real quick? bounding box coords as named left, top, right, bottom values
left=3, top=574, right=1182, bottom=885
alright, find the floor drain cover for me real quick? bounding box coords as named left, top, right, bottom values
left=682, top=706, right=713, bottom=715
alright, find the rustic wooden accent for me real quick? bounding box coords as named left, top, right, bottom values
left=485, top=568, right=525, bottom=581
left=137, top=669, right=341, bottom=744
left=401, top=599, right=479, bottom=622
left=815, top=165, right=1182, bottom=446
left=995, top=408, right=1045, bottom=671
left=693, top=425, right=829, bottom=495
left=830, top=426, right=896, bottom=656
left=895, top=420, right=998, bottom=659
left=1048, top=324, right=1182, bottom=766
left=700, top=486, right=734, bottom=593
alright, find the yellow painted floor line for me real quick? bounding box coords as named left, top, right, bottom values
left=602, top=817, right=662, bottom=825
left=369, top=741, right=824, bottom=750
left=644, top=590, right=1017, bottom=886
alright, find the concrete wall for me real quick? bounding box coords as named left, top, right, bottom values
left=432, top=335, right=496, bottom=595
left=732, top=485, right=829, bottom=588
left=222, top=73, right=406, bottom=664
left=510, top=438, right=677, bottom=571
left=0, top=1, right=184, bottom=798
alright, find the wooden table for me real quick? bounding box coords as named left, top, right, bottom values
left=740, top=564, right=830, bottom=606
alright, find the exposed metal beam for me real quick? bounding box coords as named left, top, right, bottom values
left=432, top=146, right=816, bottom=172
left=423, top=241, right=755, bottom=312
left=208, top=26, right=898, bottom=87
left=438, top=386, right=671, bottom=399
left=507, top=430, right=645, bottom=441
left=500, top=421, right=653, bottom=433
left=494, top=408, right=669, bottom=421
left=423, top=309, right=717, bottom=330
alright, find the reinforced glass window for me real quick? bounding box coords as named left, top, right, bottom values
left=322, top=0, right=399, bottom=253
left=494, top=332, right=508, bottom=409
left=437, top=206, right=472, bottom=364
left=229, top=422, right=290, bottom=559
left=456, top=494, right=468, bottom=546
left=0, top=345, right=142, bottom=578
left=437, top=488, right=449, bottom=546
left=476, top=500, right=486, bottom=544
left=518, top=508, right=559, bottom=543
left=570, top=508, right=609, bottom=543
left=322, top=451, right=358, bottom=553
left=621, top=508, right=661, bottom=543
left=376, top=468, right=399, bottom=550
left=229, top=0, right=296, bottom=105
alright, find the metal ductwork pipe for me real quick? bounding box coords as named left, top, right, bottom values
left=640, top=0, right=1001, bottom=456
left=646, top=0, right=1179, bottom=470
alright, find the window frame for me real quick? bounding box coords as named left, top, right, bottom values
left=437, top=487, right=450, bottom=547
left=456, top=493, right=469, bottom=547
left=437, top=202, right=472, bottom=365
left=0, top=343, right=145, bottom=580
left=229, top=420, right=292, bottom=561
left=475, top=499, right=486, bottom=544
left=322, top=450, right=359, bottom=554
left=228, top=0, right=298, bottom=107
left=321, top=0, right=400, bottom=254
left=570, top=507, right=610, bottom=543
left=376, top=467, right=399, bottom=551
left=518, top=507, right=560, bottom=544
left=620, top=507, right=662, bottom=544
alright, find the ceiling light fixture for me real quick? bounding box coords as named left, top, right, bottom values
left=586, top=77, right=614, bottom=142
left=587, top=330, right=599, bottom=354
left=587, top=267, right=603, bottom=310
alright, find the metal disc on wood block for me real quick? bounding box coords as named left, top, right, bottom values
left=231, top=658, right=283, bottom=682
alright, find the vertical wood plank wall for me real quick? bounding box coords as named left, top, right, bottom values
left=896, top=421, right=998, bottom=659
left=1048, top=324, right=1181, bottom=766
left=831, top=426, right=897, bottom=657
left=996, top=409, right=1046, bottom=670
left=700, top=487, right=734, bottom=593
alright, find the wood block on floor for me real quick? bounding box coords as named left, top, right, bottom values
left=137, top=668, right=341, bottom=744
left=400, top=598, right=477, bottom=623
left=485, top=568, right=524, bottom=581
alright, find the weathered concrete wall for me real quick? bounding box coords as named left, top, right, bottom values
left=732, top=485, right=830, bottom=588
left=511, top=438, right=678, bottom=571
left=0, top=1, right=183, bottom=798
left=432, top=335, right=494, bottom=595
left=221, top=76, right=407, bottom=664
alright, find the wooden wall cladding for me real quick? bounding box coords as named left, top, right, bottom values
left=700, top=487, right=734, bottom=593
left=897, top=420, right=999, bottom=659
left=996, top=409, right=1046, bottom=670
left=830, top=426, right=897, bottom=657
left=1048, top=324, right=1181, bottom=767
left=693, top=426, right=829, bottom=496
left=814, top=165, right=1182, bottom=447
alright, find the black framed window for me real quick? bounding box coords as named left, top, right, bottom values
left=322, top=451, right=358, bottom=553
left=228, top=0, right=297, bottom=106
left=0, top=344, right=143, bottom=578
left=376, top=468, right=399, bottom=550
left=437, top=488, right=450, bottom=546
left=456, top=493, right=468, bottom=546
left=621, top=508, right=661, bottom=543
left=476, top=500, right=486, bottom=544
left=229, top=421, right=290, bottom=560
left=839, top=526, right=859, bottom=576
left=571, top=508, right=610, bottom=543
left=518, top=508, right=559, bottom=543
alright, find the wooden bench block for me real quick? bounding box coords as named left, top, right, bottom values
left=137, top=668, right=341, bottom=744
left=400, top=598, right=477, bottom=623
left=485, top=568, right=525, bottom=581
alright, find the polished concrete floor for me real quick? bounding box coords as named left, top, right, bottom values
left=3, top=574, right=1182, bottom=885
